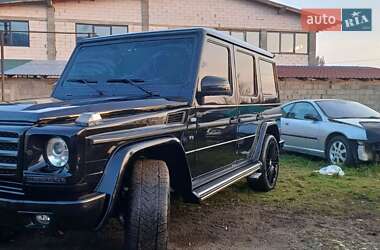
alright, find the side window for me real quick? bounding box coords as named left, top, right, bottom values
left=200, top=41, right=230, bottom=84
left=259, top=60, right=277, bottom=97
left=281, top=103, right=294, bottom=117
left=289, top=102, right=319, bottom=120
left=236, top=51, right=257, bottom=98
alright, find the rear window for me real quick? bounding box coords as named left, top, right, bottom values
left=259, top=60, right=277, bottom=96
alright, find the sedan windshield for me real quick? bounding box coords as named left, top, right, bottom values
left=316, top=100, right=380, bottom=119
left=55, top=37, right=197, bottom=100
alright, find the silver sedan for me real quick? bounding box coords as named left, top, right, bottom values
left=280, top=99, right=380, bottom=165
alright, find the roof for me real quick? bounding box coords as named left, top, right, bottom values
left=277, top=66, right=380, bottom=80
left=79, top=28, right=274, bottom=59
left=5, top=60, right=66, bottom=76
left=0, top=0, right=300, bottom=14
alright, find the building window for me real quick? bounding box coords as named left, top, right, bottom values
left=246, top=31, right=260, bottom=47
left=76, top=24, right=128, bottom=42
left=268, top=32, right=308, bottom=54
left=236, top=50, right=256, bottom=97
left=280, top=33, right=294, bottom=53
left=267, top=32, right=280, bottom=53
left=219, top=30, right=261, bottom=48
left=295, top=33, right=308, bottom=54
left=0, top=20, right=29, bottom=47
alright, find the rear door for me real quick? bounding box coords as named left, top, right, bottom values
left=281, top=102, right=322, bottom=154
left=234, top=48, right=260, bottom=164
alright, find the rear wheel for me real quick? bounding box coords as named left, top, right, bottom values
left=248, top=134, right=280, bottom=192
left=327, top=135, right=354, bottom=165
left=122, top=159, right=170, bottom=250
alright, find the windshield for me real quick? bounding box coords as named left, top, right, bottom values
left=316, top=100, right=380, bottom=119
left=54, top=37, right=197, bottom=100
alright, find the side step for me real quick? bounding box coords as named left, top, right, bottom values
left=193, top=162, right=262, bottom=201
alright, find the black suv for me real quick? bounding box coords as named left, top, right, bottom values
left=0, top=28, right=281, bottom=249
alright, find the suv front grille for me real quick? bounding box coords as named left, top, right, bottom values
left=0, top=131, right=20, bottom=171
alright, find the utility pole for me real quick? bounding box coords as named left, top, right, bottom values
left=0, top=31, right=4, bottom=102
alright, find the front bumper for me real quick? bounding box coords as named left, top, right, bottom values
left=0, top=192, right=107, bottom=230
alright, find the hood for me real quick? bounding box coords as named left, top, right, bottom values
left=0, top=96, right=188, bottom=123
left=332, top=118, right=380, bottom=128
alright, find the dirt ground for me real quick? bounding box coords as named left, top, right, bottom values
left=2, top=200, right=379, bottom=250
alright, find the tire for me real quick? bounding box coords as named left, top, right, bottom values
left=326, top=135, right=355, bottom=165
left=248, top=134, right=280, bottom=192
left=123, top=159, right=170, bottom=250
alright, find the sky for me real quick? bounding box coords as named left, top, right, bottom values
left=273, top=0, right=380, bottom=68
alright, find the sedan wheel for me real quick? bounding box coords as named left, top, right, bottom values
left=327, top=135, right=354, bottom=165
left=329, top=141, right=347, bottom=164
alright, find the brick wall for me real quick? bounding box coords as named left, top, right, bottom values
left=279, top=78, right=380, bottom=111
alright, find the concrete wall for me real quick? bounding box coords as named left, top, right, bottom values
left=1, top=78, right=55, bottom=101
left=0, top=0, right=313, bottom=65
left=3, top=77, right=380, bottom=114
left=279, top=78, right=380, bottom=112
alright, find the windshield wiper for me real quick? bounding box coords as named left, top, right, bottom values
left=66, top=78, right=105, bottom=96
left=107, top=78, right=159, bottom=98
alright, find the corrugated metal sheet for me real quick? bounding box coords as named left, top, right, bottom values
left=4, top=60, right=66, bottom=76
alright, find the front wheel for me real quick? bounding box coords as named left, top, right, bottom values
left=123, top=159, right=170, bottom=250
left=248, top=134, right=280, bottom=192
left=326, top=135, right=355, bottom=165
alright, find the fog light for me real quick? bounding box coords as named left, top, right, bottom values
left=36, top=214, right=51, bottom=225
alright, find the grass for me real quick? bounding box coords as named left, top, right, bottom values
left=209, top=153, right=380, bottom=216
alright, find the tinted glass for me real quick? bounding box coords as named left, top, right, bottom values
left=259, top=60, right=277, bottom=96
left=282, top=103, right=294, bottom=117
left=61, top=38, right=196, bottom=99
left=236, top=51, right=255, bottom=96
left=246, top=32, right=260, bottom=47
left=201, top=42, right=230, bottom=82
left=112, top=26, right=128, bottom=35
left=267, top=32, right=279, bottom=53
left=295, top=33, right=308, bottom=54
left=317, top=100, right=380, bottom=119
left=281, top=33, right=294, bottom=53
left=290, top=102, right=319, bottom=120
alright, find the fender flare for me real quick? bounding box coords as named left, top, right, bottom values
left=94, top=136, right=190, bottom=230
left=249, top=120, right=280, bottom=162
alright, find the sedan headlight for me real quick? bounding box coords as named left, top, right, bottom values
left=46, top=137, right=69, bottom=168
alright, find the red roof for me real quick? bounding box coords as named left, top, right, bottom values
left=277, top=66, right=380, bottom=80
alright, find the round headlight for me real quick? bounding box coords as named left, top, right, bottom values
left=46, top=137, right=69, bottom=168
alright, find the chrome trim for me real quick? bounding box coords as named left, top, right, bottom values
left=0, top=189, right=24, bottom=196
left=197, top=162, right=262, bottom=200
left=0, top=137, right=18, bottom=143
left=0, top=163, right=17, bottom=169
left=186, top=134, right=256, bottom=154
left=0, top=193, right=106, bottom=206
left=0, top=150, right=17, bottom=157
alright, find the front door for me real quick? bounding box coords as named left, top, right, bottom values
left=191, top=38, right=238, bottom=178
left=281, top=102, right=322, bottom=154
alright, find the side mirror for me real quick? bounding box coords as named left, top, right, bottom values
left=304, top=113, right=320, bottom=121
left=200, top=76, right=231, bottom=96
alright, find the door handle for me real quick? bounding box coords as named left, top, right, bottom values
left=285, top=122, right=289, bottom=126
left=230, top=117, right=240, bottom=124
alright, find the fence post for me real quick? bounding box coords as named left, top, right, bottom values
left=0, top=31, right=4, bottom=102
